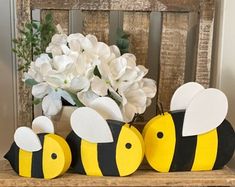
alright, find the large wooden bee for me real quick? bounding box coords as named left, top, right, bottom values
left=143, top=82, right=235, bottom=172
left=5, top=116, right=72, bottom=179
left=66, top=97, right=145, bottom=176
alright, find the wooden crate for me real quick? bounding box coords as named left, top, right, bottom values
left=15, top=0, right=216, bottom=127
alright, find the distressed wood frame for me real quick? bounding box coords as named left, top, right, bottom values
left=16, top=0, right=215, bottom=126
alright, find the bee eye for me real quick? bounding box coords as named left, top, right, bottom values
left=125, top=143, right=132, bottom=149
left=51, top=153, right=57, bottom=160
left=157, top=132, right=164, bottom=139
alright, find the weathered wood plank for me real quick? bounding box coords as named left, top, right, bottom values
left=123, top=12, right=150, bottom=66
left=195, top=0, right=215, bottom=88
left=82, top=11, right=109, bottom=43
left=16, top=0, right=32, bottom=127
left=31, top=0, right=200, bottom=12
left=41, top=10, right=69, bottom=35
left=0, top=160, right=235, bottom=187
left=158, top=13, right=189, bottom=111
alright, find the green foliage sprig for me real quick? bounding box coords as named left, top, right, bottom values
left=12, top=13, right=56, bottom=72
left=116, top=28, right=130, bottom=55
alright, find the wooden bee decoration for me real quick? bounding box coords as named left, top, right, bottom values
left=66, top=97, right=145, bottom=176
left=143, top=82, right=235, bottom=172
left=4, top=116, right=72, bottom=179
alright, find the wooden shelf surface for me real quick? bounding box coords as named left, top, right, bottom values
left=0, top=160, right=235, bottom=186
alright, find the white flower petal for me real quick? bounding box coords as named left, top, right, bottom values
left=42, top=92, right=62, bottom=116
left=140, top=78, right=157, bottom=98
left=94, top=42, right=111, bottom=60
left=51, top=34, right=67, bottom=45
left=122, top=103, right=136, bottom=123
left=110, top=45, right=121, bottom=58
left=86, top=34, right=98, bottom=46
left=77, top=90, right=99, bottom=106
left=45, top=73, right=66, bottom=88
left=32, top=82, right=50, bottom=98
left=120, top=68, right=138, bottom=82
left=53, top=55, right=73, bottom=72
left=122, top=53, right=136, bottom=68
left=70, top=76, right=90, bottom=92
left=109, top=57, right=127, bottom=80
left=136, top=65, right=148, bottom=81
left=125, top=89, right=147, bottom=107
left=58, top=89, right=76, bottom=105
left=91, top=76, right=108, bottom=96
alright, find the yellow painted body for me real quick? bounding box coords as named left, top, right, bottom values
left=143, top=113, right=176, bottom=172
left=81, top=140, right=102, bottom=176
left=192, top=129, right=218, bottom=171
left=116, top=124, right=144, bottom=176
left=78, top=124, right=144, bottom=176
left=19, top=149, right=32, bottom=177
left=143, top=112, right=219, bottom=172
left=43, top=134, right=72, bottom=179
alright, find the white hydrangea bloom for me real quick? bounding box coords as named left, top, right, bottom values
left=24, top=32, right=157, bottom=119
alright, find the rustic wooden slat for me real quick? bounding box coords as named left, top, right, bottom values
left=184, top=12, right=199, bottom=82
left=16, top=0, right=32, bottom=127
left=82, top=11, right=109, bottom=43
left=123, top=12, right=150, bottom=66
left=0, top=159, right=235, bottom=187
left=158, top=13, right=189, bottom=111
left=41, top=10, right=69, bottom=35
left=30, top=0, right=200, bottom=12
left=195, top=0, right=215, bottom=88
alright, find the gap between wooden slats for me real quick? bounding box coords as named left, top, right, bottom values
left=195, top=0, right=215, bottom=88
left=82, top=11, right=110, bottom=43
left=41, top=10, right=69, bottom=34
left=123, top=12, right=150, bottom=66
left=158, top=12, right=190, bottom=112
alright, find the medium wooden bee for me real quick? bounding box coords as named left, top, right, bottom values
left=143, top=82, right=235, bottom=172
left=66, top=97, right=145, bottom=176
left=4, top=116, right=72, bottom=179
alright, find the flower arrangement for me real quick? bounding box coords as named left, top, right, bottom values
left=15, top=22, right=156, bottom=123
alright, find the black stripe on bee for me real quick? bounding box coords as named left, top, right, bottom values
left=169, top=111, right=197, bottom=171
left=97, top=120, right=124, bottom=176
left=66, top=131, right=86, bottom=174
left=213, top=120, right=235, bottom=170
left=31, top=133, right=45, bottom=178
left=4, top=142, right=19, bottom=174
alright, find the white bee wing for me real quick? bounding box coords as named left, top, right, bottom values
left=14, top=127, right=42, bottom=152
left=182, top=88, right=228, bottom=137
left=89, top=97, right=123, bottom=121
left=170, top=82, right=205, bottom=111
left=70, top=107, right=113, bottom=143
left=32, top=116, right=54, bottom=134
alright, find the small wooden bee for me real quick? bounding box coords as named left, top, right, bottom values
left=143, top=82, right=235, bottom=172
left=66, top=97, right=145, bottom=176
left=4, top=116, right=72, bottom=179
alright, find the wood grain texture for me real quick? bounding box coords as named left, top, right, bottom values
left=158, top=13, right=189, bottom=111
left=30, top=0, right=200, bottom=12
left=16, top=0, right=32, bottom=127
left=123, top=12, right=150, bottom=66
left=0, top=160, right=234, bottom=187
left=41, top=10, right=69, bottom=34
left=82, top=11, right=109, bottom=43
left=195, top=0, right=215, bottom=88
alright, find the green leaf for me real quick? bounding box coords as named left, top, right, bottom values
left=67, top=91, right=85, bottom=107
left=32, top=98, right=42, bottom=105
left=25, top=79, right=38, bottom=86
left=94, top=66, right=101, bottom=78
